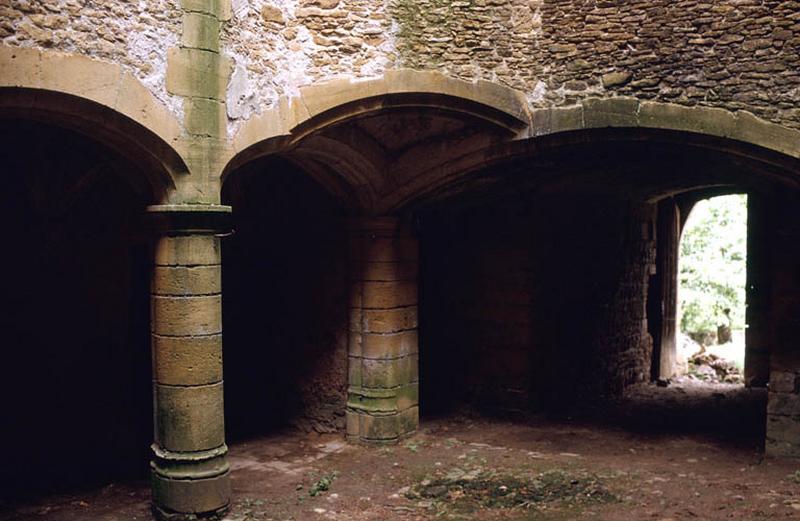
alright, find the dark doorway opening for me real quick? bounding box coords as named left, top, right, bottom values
left=413, top=135, right=792, bottom=453
left=0, top=120, right=152, bottom=500
left=222, top=156, right=350, bottom=441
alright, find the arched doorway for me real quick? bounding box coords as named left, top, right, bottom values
left=0, top=118, right=154, bottom=499
left=221, top=155, right=350, bottom=441
left=412, top=128, right=798, bottom=450
left=0, top=55, right=189, bottom=517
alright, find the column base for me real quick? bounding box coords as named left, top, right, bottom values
left=151, top=445, right=231, bottom=517
left=152, top=470, right=231, bottom=519
left=345, top=406, right=419, bottom=444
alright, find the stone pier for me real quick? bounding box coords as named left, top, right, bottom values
left=149, top=205, right=232, bottom=519
left=346, top=217, right=420, bottom=443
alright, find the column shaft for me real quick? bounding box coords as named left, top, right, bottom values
left=149, top=205, right=231, bottom=519
left=346, top=217, right=420, bottom=443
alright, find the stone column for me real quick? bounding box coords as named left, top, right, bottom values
left=347, top=217, right=419, bottom=443
left=148, top=205, right=231, bottom=519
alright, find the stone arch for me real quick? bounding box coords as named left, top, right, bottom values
left=384, top=97, right=800, bottom=212
left=223, top=69, right=531, bottom=211
left=0, top=46, right=187, bottom=203
left=225, top=71, right=800, bottom=214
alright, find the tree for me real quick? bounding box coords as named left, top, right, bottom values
left=679, top=194, right=747, bottom=340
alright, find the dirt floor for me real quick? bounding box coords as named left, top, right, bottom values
left=2, top=382, right=799, bottom=521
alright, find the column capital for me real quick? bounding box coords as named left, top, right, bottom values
left=147, top=204, right=232, bottom=235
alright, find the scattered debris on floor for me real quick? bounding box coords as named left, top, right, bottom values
left=405, top=467, right=616, bottom=517
left=229, top=497, right=269, bottom=521
left=5, top=386, right=798, bottom=521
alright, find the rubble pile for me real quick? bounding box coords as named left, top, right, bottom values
left=687, top=352, right=743, bottom=384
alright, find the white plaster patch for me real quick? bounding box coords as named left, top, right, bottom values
left=232, top=0, right=252, bottom=19
left=226, top=54, right=257, bottom=120
left=530, top=0, right=544, bottom=37
left=222, top=0, right=399, bottom=133
left=528, top=80, right=547, bottom=103
left=354, top=0, right=398, bottom=79
left=127, top=12, right=184, bottom=120
left=2, top=0, right=184, bottom=120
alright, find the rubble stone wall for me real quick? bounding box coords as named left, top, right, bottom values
left=223, top=0, right=800, bottom=132
left=0, top=0, right=183, bottom=116
left=4, top=2, right=799, bottom=136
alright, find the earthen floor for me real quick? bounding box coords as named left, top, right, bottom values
left=2, top=383, right=798, bottom=521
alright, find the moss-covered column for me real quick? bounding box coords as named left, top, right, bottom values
left=347, top=217, right=419, bottom=443
left=148, top=205, right=232, bottom=519
left=167, top=0, right=231, bottom=203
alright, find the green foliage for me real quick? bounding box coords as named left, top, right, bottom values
left=679, top=194, right=747, bottom=337
left=309, top=471, right=338, bottom=497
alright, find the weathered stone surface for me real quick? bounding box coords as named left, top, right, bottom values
left=361, top=330, right=419, bottom=359
left=350, top=237, right=419, bottom=263
left=5, top=0, right=800, bottom=150
left=155, top=382, right=226, bottom=452
left=766, top=414, right=800, bottom=457
left=360, top=281, right=418, bottom=309
left=352, top=261, right=418, bottom=282
left=152, top=295, right=223, bottom=337
left=358, top=355, right=419, bottom=388
left=185, top=96, right=226, bottom=138
left=582, top=97, right=639, bottom=128
left=219, top=0, right=800, bottom=136
left=601, top=71, right=632, bottom=88
left=767, top=392, right=800, bottom=417
left=1, top=0, right=183, bottom=116
left=181, top=11, right=220, bottom=52
left=261, top=5, right=285, bottom=24
left=530, top=105, right=584, bottom=136
left=348, top=383, right=418, bottom=412
left=638, top=102, right=736, bottom=137
left=154, top=235, right=221, bottom=267
left=166, top=47, right=231, bottom=100
left=182, top=0, right=232, bottom=20
left=153, top=265, right=222, bottom=296
left=358, top=307, right=418, bottom=334
left=771, top=371, right=799, bottom=394
left=348, top=403, right=418, bottom=442
left=153, top=334, right=223, bottom=386
left=347, top=216, right=420, bottom=443
left=152, top=471, right=230, bottom=515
